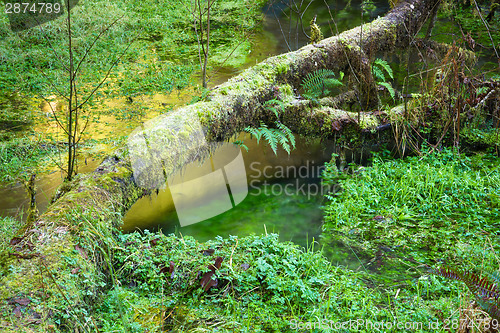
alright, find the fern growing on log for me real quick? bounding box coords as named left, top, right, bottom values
left=263, top=99, right=286, bottom=118
left=244, top=122, right=295, bottom=155
left=301, top=69, right=343, bottom=104
left=431, top=266, right=500, bottom=320
left=372, top=58, right=395, bottom=101
left=243, top=99, right=296, bottom=155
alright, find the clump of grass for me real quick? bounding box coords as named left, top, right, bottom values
left=320, top=148, right=500, bottom=330
left=0, top=216, right=20, bottom=252
left=0, top=137, right=59, bottom=182
left=322, top=148, right=500, bottom=268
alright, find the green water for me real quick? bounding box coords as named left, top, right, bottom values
left=122, top=133, right=339, bottom=248
left=162, top=178, right=327, bottom=248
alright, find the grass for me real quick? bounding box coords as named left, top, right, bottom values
left=0, top=0, right=267, bottom=98
left=0, top=216, right=20, bottom=253
left=0, top=136, right=60, bottom=182
left=321, top=147, right=500, bottom=330
left=322, top=148, right=500, bottom=267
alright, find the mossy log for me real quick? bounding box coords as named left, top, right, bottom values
left=1, top=0, right=468, bottom=329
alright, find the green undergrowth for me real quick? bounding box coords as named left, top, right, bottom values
left=0, top=216, right=19, bottom=253
left=0, top=137, right=60, bottom=182
left=0, top=0, right=266, bottom=98
left=95, top=231, right=460, bottom=332
left=0, top=205, right=118, bottom=332
left=321, top=147, right=500, bottom=321
left=323, top=148, right=500, bottom=268
left=98, top=232, right=367, bottom=332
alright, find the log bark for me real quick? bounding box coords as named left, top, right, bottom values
left=1, top=0, right=460, bottom=327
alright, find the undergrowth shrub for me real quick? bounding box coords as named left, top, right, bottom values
left=100, top=232, right=383, bottom=332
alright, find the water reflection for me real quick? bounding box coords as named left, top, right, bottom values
left=122, top=133, right=336, bottom=248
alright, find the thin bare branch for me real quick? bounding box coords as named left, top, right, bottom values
left=472, top=0, right=499, bottom=59
left=76, top=37, right=136, bottom=110
left=74, top=14, right=125, bottom=75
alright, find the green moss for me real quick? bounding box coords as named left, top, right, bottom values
left=358, top=114, right=379, bottom=129
left=278, top=84, right=294, bottom=103
left=275, top=62, right=289, bottom=75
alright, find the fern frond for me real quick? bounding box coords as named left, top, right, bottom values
left=260, top=126, right=278, bottom=154
left=432, top=267, right=500, bottom=299
left=244, top=126, right=262, bottom=143
left=378, top=82, right=396, bottom=101
left=276, top=122, right=296, bottom=150
left=302, top=69, right=335, bottom=92
left=245, top=121, right=296, bottom=155
left=374, top=58, right=393, bottom=80
left=301, top=69, right=341, bottom=100
left=477, top=298, right=500, bottom=320
left=233, top=140, right=249, bottom=152
left=302, top=93, right=320, bottom=105
left=272, top=128, right=291, bottom=154
left=372, top=66, right=385, bottom=83
left=264, top=99, right=286, bottom=119
left=431, top=266, right=500, bottom=320
left=276, top=132, right=291, bottom=154
left=487, top=271, right=500, bottom=286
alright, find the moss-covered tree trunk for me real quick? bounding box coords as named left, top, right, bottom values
left=2, top=0, right=462, bottom=330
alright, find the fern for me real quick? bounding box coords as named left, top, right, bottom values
left=372, top=58, right=395, bottom=102
left=244, top=97, right=297, bottom=155
left=431, top=266, right=500, bottom=320
left=244, top=126, right=263, bottom=143
left=259, top=123, right=278, bottom=154
left=487, top=271, right=500, bottom=286
left=373, top=58, right=393, bottom=80
left=372, top=66, right=386, bottom=83
left=378, top=82, right=395, bottom=101
left=244, top=121, right=296, bottom=155
left=232, top=140, right=249, bottom=152
left=301, top=69, right=343, bottom=102
left=264, top=99, right=286, bottom=119
left=276, top=122, right=295, bottom=151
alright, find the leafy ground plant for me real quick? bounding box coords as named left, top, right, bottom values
left=321, top=147, right=500, bottom=330
left=91, top=229, right=470, bottom=332
left=322, top=147, right=500, bottom=268
left=96, top=232, right=386, bottom=332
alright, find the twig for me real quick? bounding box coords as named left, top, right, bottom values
left=472, top=0, right=499, bottom=59
left=229, top=238, right=238, bottom=268
left=473, top=89, right=496, bottom=112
